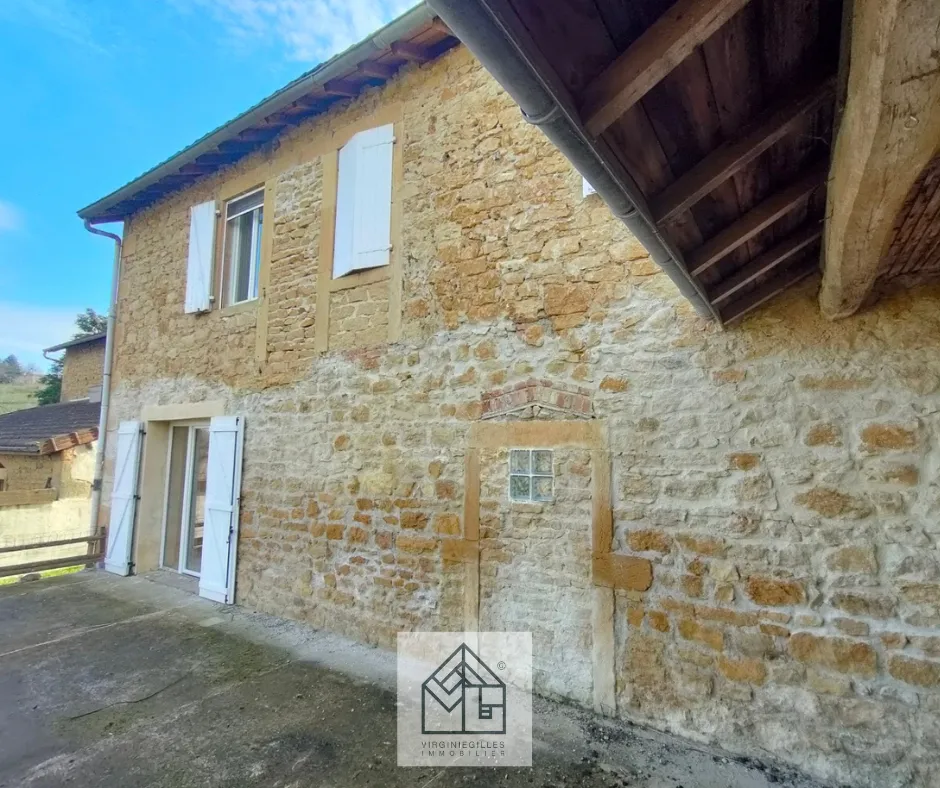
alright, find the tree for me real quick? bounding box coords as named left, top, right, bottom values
left=74, top=308, right=107, bottom=337
left=34, top=308, right=107, bottom=406
left=0, top=354, right=22, bottom=384
left=35, top=358, right=63, bottom=406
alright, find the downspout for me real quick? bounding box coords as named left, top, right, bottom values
left=427, top=0, right=716, bottom=320
left=82, top=220, right=122, bottom=537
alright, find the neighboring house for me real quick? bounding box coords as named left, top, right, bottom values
left=0, top=332, right=104, bottom=568
left=0, top=400, right=99, bottom=567
left=45, top=332, right=107, bottom=402
left=76, top=2, right=940, bottom=786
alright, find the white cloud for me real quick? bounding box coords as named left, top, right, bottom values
left=0, top=201, right=24, bottom=233
left=0, top=303, right=88, bottom=371
left=181, top=0, right=418, bottom=63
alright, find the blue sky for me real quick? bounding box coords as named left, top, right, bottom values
left=0, top=0, right=414, bottom=370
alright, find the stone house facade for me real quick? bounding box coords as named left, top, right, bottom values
left=44, top=332, right=106, bottom=402
left=86, top=28, right=940, bottom=788
left=0, top=400, right=100, bottom=567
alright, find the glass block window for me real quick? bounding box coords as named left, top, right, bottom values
left=509, top=449, right=554, bottom=502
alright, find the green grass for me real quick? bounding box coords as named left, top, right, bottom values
left=0, top=565, right=85, bottom=586
left=0, top=382, right=41, bottom=415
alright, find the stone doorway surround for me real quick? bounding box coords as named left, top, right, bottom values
left=446, top=417, right=653, bottom=717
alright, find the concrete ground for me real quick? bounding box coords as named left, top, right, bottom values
left=0, top=571, right=834, bottom=788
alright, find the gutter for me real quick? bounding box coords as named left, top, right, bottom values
left=82, top=220, right=122, bottom=538
left=426, top=0, right=716, bottom=320
left=78, top=4, right=436, bottom=222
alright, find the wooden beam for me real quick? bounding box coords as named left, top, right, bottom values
left=235, top=127, right=282, bottom=142
left=217, top=140, right=258, bottom=153
left=391, top=41, right=429, bottom=62
left=720, top=261, right=817, bottom=323
left=689, top=163, right=829, bottom=276
left=710, top=224, right=822, bottom=304
left=820, top=0, right=940, bottom=317
left=652, top=76, right=836, bottom=222
left=357, top=60, right=396, bottom=80
left=194, top=153, right=231, bottom=166
left=291, top=94, right=322, bottom=109
left=581, top=0, right=754, bottom=136
left=0, top=553, right=103, bottom=579
left=0, top=533, right=103, bottom=555
left=323, top=79, right=361, bottom=98
left=429, top=18, right=453, bottom=38
left=179, top=162, right=215, bottom=175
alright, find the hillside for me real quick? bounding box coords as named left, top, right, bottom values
left=0, top=381, right=41, bottom=415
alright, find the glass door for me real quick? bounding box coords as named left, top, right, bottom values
left=161, top=423, right=209, bottom=577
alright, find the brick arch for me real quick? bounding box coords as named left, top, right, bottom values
left=480, top=379, right=593, bottom=421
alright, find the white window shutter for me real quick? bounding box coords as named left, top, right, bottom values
left=333, top=141, right=358, bottom=279
left=199, top=416, right=245, bottom=604
left=185, top=200, right=216, bottom=313
left=333, top=124, right=394, bottom=278
left=104, top=421, right=143, bottom=576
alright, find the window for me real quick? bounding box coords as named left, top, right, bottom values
left=333, top=124, right=394, bottom=279
left=222, top=189, right=264, bottom=305
left=509, top=449, right=554, bottom=502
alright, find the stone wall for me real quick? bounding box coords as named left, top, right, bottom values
left=61, top=339, right=105, bottom=401
left=0, top=444, right=96, bottom=568
left=0, top=452, right=59, bottom=491
left=101, top=44, right=940, bottom=788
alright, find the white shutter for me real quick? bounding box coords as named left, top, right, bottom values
left=199, top=416, right=245, bottom=604
left=333, top=140, right=358, bottom=279
left=185, top=200, right=216, bottom=313
left=104, top=421, right=143, bottom=576
left=333, top=124, right=394, bottom=278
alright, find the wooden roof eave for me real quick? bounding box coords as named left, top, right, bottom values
left=430, top=0, right=719, bottom=320
left=436, top=0, right=843, bottom=324
left=78, top=6, right=458, bottom=224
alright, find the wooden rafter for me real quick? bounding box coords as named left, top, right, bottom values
left=710, top=224, right=822, bottom=304
left=391, top=41, right=429, bottom=62
left=721, top=261, right=817, bottom=323
left=292, top=95, right=322, bottom=109
left=323, top=79, right=361, bottom=98
left=581, top=0, right=754, bottom=136
left=689, top=163, right=829, bottom=276
left=235, top=127, right=283, bottom=142
left=651, top=76, right=836, bottom=223
left=357, top=60, right=396, bottom=80
left=179, top=162, right=215, bottom=175
left=429, top=18, right=453, bottom=38
left=194, top=153, right=230, bottom=166
left=217, top=140, right=258, bottom=153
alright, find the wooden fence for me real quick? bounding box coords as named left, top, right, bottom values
left=0, top=528, right=106, bottom=579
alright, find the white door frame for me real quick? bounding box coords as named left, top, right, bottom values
left=159, top=420, right=209, bottom=578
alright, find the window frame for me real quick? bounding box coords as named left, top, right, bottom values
left=508, top=448, right=555, bottom=503
left=218, top=186, right=265, bottom=309
left=332, top=123, right=395, bottom=281
left=315, top=104, right=404, bottom=352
